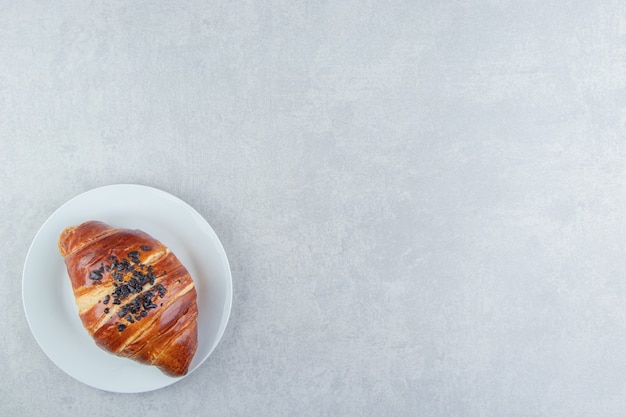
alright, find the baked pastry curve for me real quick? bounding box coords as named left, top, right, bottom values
left=58, top=220, right=198, bottom=377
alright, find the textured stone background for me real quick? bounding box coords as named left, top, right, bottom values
left=2, top=0, right=626, bottom=415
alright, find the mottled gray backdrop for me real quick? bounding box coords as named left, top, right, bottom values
left=2, top=0, right=626, bottom=416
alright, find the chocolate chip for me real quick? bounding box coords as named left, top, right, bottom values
left=89, top=271, right=102, bottom=280
left=140, top=246, right=151, bottom=251
left=128, top=298, right=141, bottom=315
left=117, top=324, right=126, bottom=332
left=128, top=278, right=141, bottom=293
left=104, top=308, right=109, bottom=314
left=155, top=284, right=166, bottom=298
left=118, top=305, right=129, bottom=318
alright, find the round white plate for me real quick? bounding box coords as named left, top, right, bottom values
left=22, top=184, right=232, bottom=393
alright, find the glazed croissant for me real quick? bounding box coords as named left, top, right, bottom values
left=58, top=220, right=198, bottom=377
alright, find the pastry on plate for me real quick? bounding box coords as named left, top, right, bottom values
left=58, top=221, right=198, bottom=377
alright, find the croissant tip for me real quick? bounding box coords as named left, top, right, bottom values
left=58, top=225, right=76, bottom=257
left=160, top=367, right=188, bottom=378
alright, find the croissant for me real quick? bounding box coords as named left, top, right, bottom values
left=58, top=220, right=198, bottom=377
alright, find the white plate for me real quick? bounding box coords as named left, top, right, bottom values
left=22, top=184, right=232, bottom=393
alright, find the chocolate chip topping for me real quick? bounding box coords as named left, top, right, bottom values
left=94, top=249, right=168, bottom=332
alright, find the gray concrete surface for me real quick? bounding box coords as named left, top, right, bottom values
left=2, top=0, right=626, bottom=415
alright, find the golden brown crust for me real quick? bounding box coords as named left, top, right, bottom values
left=58, top=220, right=198, bottom=377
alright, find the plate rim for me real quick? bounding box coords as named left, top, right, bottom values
left=21, top=183, right=233, bottom=393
